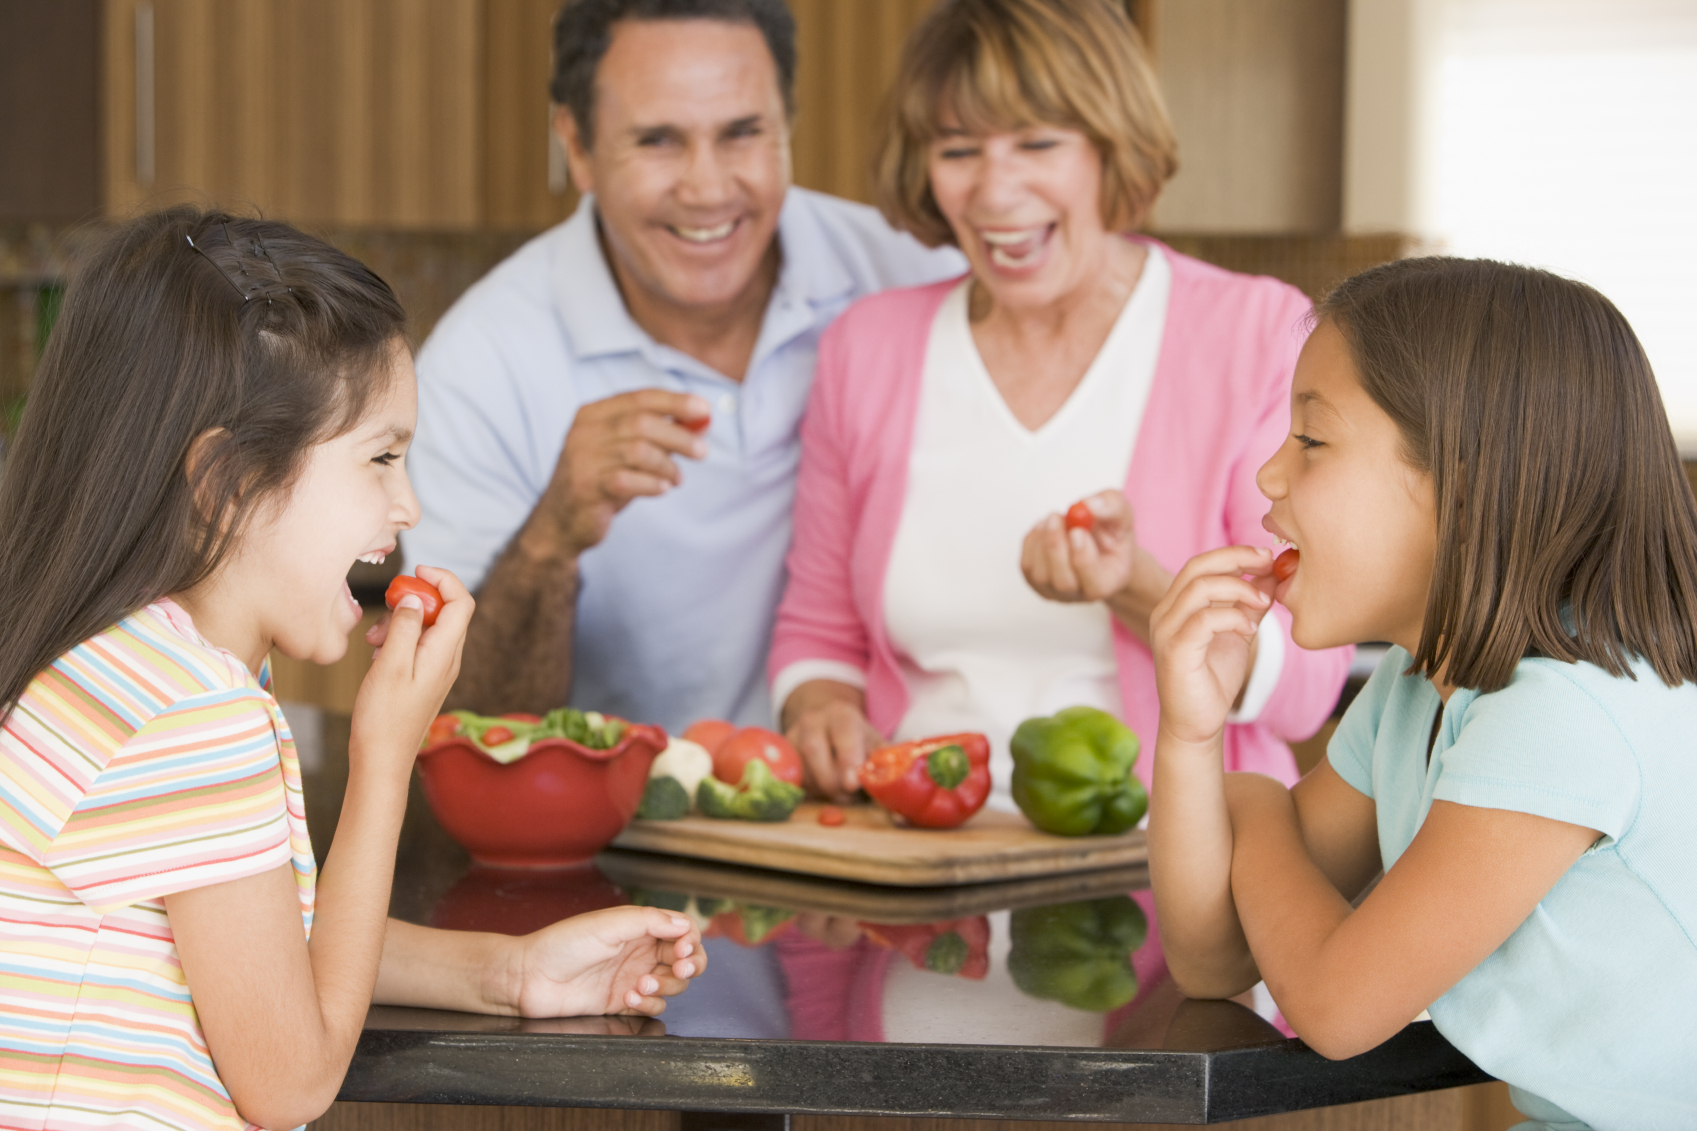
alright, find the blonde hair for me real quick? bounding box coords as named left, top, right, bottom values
left=873, top=0, right=1178, bottom=247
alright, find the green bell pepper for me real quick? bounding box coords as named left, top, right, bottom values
left=1010, top=706, right=1147, bottom=835
left=1007, top=896, right=1149, bottom=1012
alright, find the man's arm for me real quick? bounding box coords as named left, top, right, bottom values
left=444, top=388, right=709, bottom=715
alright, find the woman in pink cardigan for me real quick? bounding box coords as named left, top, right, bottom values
left=770, top=0, right=1352, bottom=809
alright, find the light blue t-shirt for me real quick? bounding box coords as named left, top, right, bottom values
left=1329, top=647, right=1697, bottom=1131
left=406, top=190, right=963, bottom=732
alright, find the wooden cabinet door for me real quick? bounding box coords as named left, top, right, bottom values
left=103, top=0, right=483, bottom=228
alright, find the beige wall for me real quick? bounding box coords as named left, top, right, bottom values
left=1150, top=0, right=1347, bottom=235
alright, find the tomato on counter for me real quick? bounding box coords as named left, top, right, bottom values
left=684, top=718, right=737, bottom=754
left=712, top=727, right=804, bottom=787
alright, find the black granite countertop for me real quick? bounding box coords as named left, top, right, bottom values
left=291, top=707, right=1487, bottom=1124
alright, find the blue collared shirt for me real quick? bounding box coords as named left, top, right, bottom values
left=406, top=189, right=964, bottom=731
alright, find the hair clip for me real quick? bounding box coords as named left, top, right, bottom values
left=185, top=224, right=293, bottom=305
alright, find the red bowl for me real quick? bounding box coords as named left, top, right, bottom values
left=415, top=723, right=667, bottom=868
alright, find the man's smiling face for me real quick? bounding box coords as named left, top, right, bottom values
left=558, top=18, right=792, bottom=316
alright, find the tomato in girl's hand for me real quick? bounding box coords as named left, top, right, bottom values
left=684, top=719, right=737, bottom=754
left=1273, top=547, right=1300, bottom=582
left=385, top=575, right=444, bottom=626
left=680, top=414, right=711, bottom=434
left=1064, top=501, right=1096, bottom=532
left=713, top=727, right=805, bottom=786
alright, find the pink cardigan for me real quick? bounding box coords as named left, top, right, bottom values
left=770, top=240, right=1352, bottom=789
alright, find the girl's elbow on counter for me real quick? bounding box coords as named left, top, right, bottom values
left=1166, top=953, right=1261, bottom=1002
left=1277, top=991, right=1407, bottom=1062
left=229, top=1069, right=345, bottom=1131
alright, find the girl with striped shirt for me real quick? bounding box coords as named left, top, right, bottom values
left=0, top=209, right=705, bottom=1131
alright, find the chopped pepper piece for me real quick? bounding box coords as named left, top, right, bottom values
left=860, top=733, right=991, bottom=829
left=696, top=758, right=805, bottom=822
left=1010, top=707, right=1146, bottom=835
left=1007, top=896, right=1148, bottom=1012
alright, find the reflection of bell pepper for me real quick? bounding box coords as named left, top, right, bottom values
left=861, top=916, right=990, bottom=979
left=1007, top=896, right=1148, bottom=1012
left=1010, top=707, right=1146, bottom=835
left=696, top=758, right=805, bottom=821
left=860, top=733, right=991, bottom=829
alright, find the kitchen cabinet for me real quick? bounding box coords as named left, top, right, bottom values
left=96, top=1, right=1153, bottom=227
left=100, top=0, right=554, bottom=230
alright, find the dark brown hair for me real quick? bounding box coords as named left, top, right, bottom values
left=551, top=0, right=797, bottom=148
left=873, top=0, right=1178, bottom=247
left=0, top=207, right=406, bottom=718
left=1320, top=256, right=1697, bottom=692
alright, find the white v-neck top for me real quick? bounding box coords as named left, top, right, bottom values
left=882, top=249, right=1170, bottom=812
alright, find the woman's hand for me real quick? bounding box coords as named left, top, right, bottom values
left=353, top=565, right=473, bottom=775
left=1021, top=490, right=1174, bottom=640
left=1149, top=546, right=1275, bottom=745
left=782, top=679, right=885, bottom=801
left=502, top=906, right=706, bottom=1018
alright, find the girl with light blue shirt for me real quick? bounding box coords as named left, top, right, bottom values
left=1146, top=256, right=1697, bottom=1131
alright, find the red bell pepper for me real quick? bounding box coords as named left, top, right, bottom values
left=859, top=733, right=991, bottom=829
left=861, top=916, right=991, bottom=979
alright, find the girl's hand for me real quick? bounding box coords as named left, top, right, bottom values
left=353, top=565, right=474, bottom=774
left=1022, top=491, right=1176, bottom=641
left=505, top=906, right=706, bottom=1018
left=1150, top=546, right=1275, bottom=745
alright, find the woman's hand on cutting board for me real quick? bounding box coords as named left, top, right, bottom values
left=781, top=679, right=886, bottom=801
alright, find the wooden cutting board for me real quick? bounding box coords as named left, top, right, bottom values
left=594, top=848, right=1148, bottom=922
left=610, top=802, right=1146, bottom=887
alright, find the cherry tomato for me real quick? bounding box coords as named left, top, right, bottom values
left=425, top=714, right=461, bottom=747
left=713, top=727, right=805, bottom=787
left=385, top=574, right=444, bottom=627
left=482, top=726, right=516, bottom=746
left=1064, top=501, right=1096, bottom=532
left=818, top=805, right=847, bottom=827
left=1273, top=547, right=1300, bottom=582
left=684, top=719, right=737, bottom=754
left=680, top=414, right=711, bottom=434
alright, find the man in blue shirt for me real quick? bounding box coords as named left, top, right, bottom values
left=406, top=0, right=962, bottom=732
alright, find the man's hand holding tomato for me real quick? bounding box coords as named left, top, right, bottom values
left=444, top=389, right=710, bottom=717
left=525, top=389, right=713, bottom=558
left=780, top=679, right=887, bottom=802
left=1021, top=489, right=1178, bottom=643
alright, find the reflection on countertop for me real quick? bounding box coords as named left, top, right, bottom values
left=294, top=705, right=1487, bottom=1122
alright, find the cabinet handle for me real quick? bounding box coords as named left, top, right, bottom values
left=135, top=1, right=155, bottom=185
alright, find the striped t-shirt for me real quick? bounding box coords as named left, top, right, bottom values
left=0, top=599, right=316, bottom=1131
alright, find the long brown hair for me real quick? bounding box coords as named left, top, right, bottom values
left=1320, top=257, right=1697, bottom=692
left=0, top=207, right=406, bottom=718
